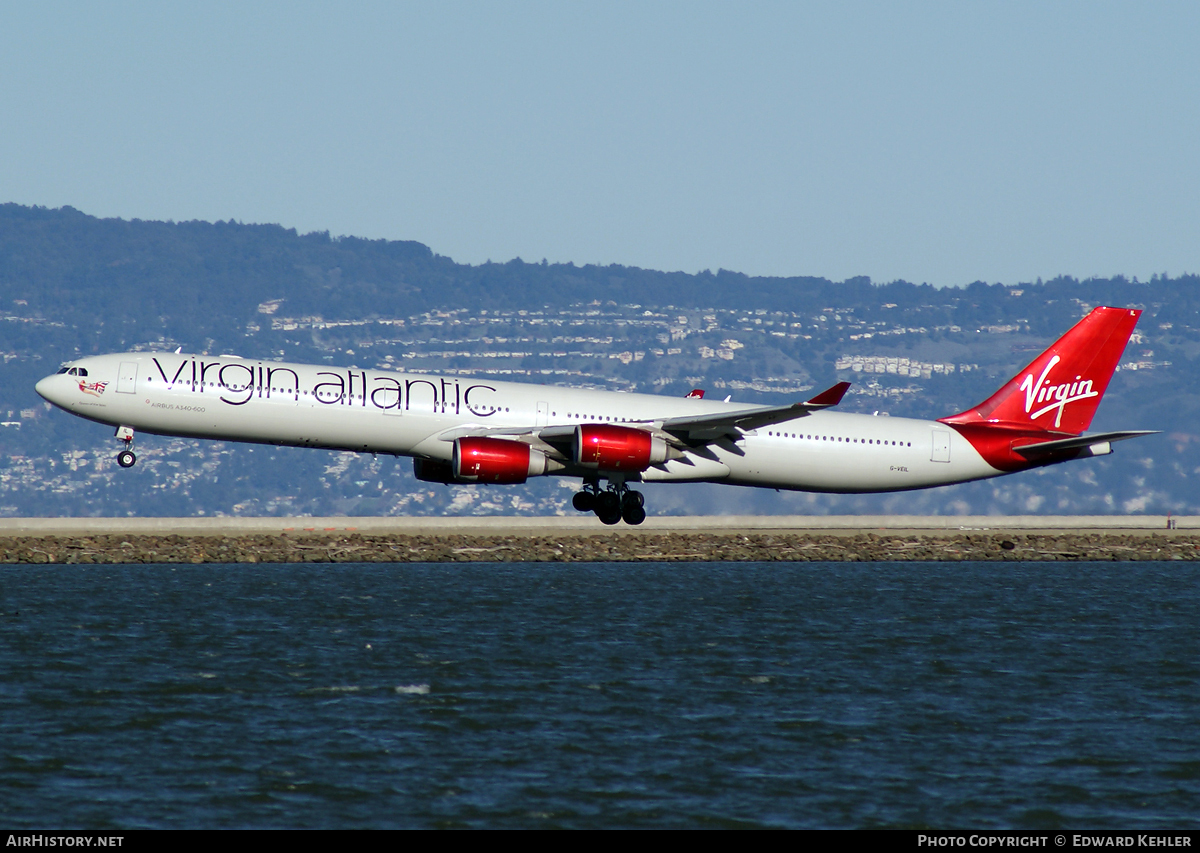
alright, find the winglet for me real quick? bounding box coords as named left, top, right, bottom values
left=805, top=381, right=851, bottom=408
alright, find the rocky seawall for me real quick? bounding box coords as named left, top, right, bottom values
left=1, top=531, right=1197, bottom=563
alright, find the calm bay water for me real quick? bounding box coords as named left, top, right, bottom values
left=1, top=561, right=1199, bottom=829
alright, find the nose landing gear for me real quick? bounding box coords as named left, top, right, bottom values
left=572, top=480, right=646, bottom=525
left=114, top=425, right=137, bottom=468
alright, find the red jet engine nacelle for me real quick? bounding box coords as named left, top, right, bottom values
left=574, top=424, right=669, bottom=472
left=453, top=437, right=547, bottom=484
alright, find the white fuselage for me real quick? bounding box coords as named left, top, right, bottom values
left=36, top=352, right=1004, bottom=493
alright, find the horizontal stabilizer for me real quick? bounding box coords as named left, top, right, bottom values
left=1012, top=430, right=1159, bottom=458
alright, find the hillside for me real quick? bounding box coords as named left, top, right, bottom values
left=0, top=203, right=1195, bottom=518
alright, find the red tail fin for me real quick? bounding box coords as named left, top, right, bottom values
left=940, top=306, right=1140, bottom=435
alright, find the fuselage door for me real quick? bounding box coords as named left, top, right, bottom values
left=117, top=362, right=138, bottom=394
left=375, top=385, right=402, bottom=416
left=931, top=428, right=951, bottom=463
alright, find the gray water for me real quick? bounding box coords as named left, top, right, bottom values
left=1, top=561, right=1198, bottom=829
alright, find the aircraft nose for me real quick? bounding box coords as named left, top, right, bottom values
left=35, top=374, right=63, bottom=406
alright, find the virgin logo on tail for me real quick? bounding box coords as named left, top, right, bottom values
left=940, top=306, right=1139, bottom=437
left=1018, top=355, right=1098, bottom=429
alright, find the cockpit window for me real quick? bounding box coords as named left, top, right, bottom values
left=77, top=368, right=87, bottom=376
left=56, top=367, right=69, bottom=374
left=66, top=367, right=89, bottom=377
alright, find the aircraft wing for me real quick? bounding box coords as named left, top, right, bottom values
left=437, top=381, right=852, bottom=448
left=436, top=424, right=548, bottom=441
left=653, top=381, right=851, bottom=442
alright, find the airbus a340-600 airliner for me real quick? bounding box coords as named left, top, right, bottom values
left=35, top=306, right=1154, bottom=524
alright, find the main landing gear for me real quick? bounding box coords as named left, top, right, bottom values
left=114, top=425, right=137, bottom=468
left=572, top=480, right=646, bottom=526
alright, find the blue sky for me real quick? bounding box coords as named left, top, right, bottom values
left=2, top=2, right=1197, bottom=286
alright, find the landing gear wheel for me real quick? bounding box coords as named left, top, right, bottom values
left=572, top=491, right=595, bottom=512
left=595, top=491, right=622, bottom=525
left=621, top=490, right=646, bottom=525
left=116, top=450, right=137, bottom=468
